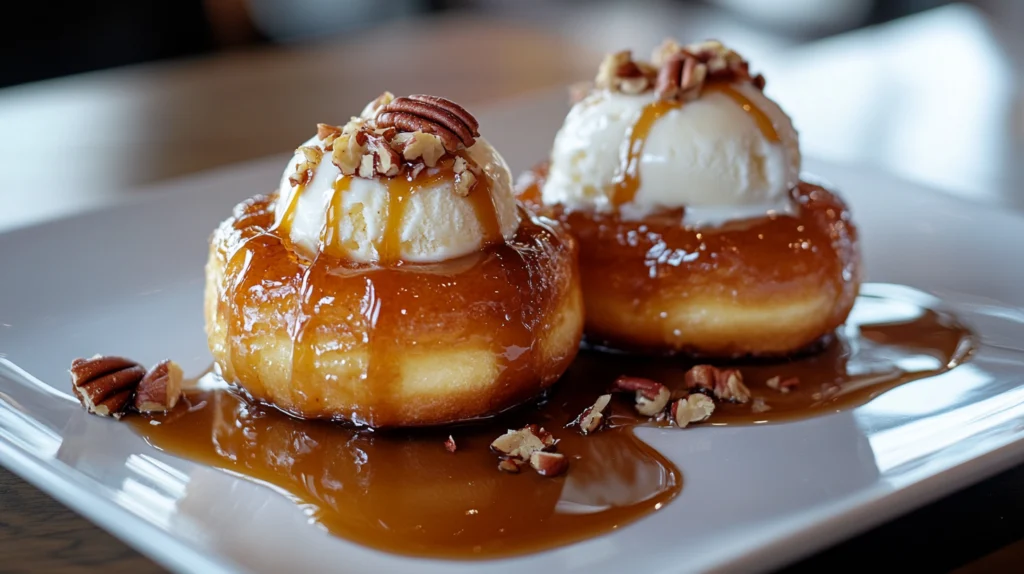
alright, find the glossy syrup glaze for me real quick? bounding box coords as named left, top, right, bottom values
left=132, top=287, right=974, bottom=558
left=209, top=159, right=578, bottom=425
left=518, top=162, right=860, bottom=355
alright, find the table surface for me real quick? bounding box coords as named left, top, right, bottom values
left=2, top=7, right=1023, bottom=574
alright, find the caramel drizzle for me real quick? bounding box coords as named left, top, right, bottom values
left=272, top=153, right=506, bottom=423
left=275, top=183, right=305, bottom=237
left=322, top=178, right=352, bottom=259
left=611, top=100, right=679, bottom=207
left=709, top=84, right=780, bottom=143
left=610, top=85, right=781, bottom=208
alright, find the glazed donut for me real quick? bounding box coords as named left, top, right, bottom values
left=518, top=169, right=859, bottom=357
left=204, top=93, right=583, bottom=427
left=517, top=40, right=861, bottom=358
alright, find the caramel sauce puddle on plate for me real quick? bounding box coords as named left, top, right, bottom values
left=129, top=287, right=973, bottom=559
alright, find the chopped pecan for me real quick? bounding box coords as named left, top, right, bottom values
left=751, top=397, right=772, bottom=413
left=452, top=156, right=477, bottom=196
left=70, top=355, right=146, bottom=419
left=765, top=376, right=800, bottom=394
left=392, top=131, right=446, bottom=167
left=331, top=132, right=364, bottom=175
left=360, top=91, right=395, bottom=119
left=490, top=425, right=555, bottom=462
left=714, top=369, right=751, bottom=404
left=685, top=365, right=751, bottom=404
left=529, top=451, right=568, bottom=477
left=595, top=50, right=654, bottom=95
left=444, top=435, right=457, bottom=453
left=575, top=393, right=612, bottom=435
left=288, top=145, right=323, bottom=187
left=134, top=359, right=183, bottom=413
left=613, top=376, right=671, bottom=417
left=685, top=365, right=717, bottom=395
left=376, top=95, right=479, bottom=152
left=317, top=123, right=342, bottom=140
left=364, top=133, right=400, bottom=177
left=651, top=38, right=763, bottom=97
left=670, top=393, right=715, bottom=428
left=656, top=52, right=708, bottom=102
left=498, top=459, right=523, bottom=473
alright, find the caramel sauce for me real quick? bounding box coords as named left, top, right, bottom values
left=321, top=177, right=351, bottom=258
left=212, top=187, right=568, bottom=425
left=517, top=164, right=860, bottom=354
left=131, top=287, right=973, bottom=558
left=611, top=99, right=679, bottom=207
left=608, top=84, right=780, bottom=208
left=708, top=84, right=781, bottom=143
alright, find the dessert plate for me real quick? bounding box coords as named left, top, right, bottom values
left=2, top=89, right=1024, bottom=574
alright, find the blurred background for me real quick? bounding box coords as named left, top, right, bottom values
left=1, top=0, right=1022, bottom=230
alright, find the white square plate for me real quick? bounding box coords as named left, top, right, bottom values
left=2, top=90, right=1024, bottom=574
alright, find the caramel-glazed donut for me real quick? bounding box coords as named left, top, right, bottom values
left=518, top=168, right=861, bottom=358
left=205, top=196, right=583, bottom=427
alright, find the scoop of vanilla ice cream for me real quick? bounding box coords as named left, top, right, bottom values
left=274, top=135, right=520, bottom=263
left=541, top=82, right=801, bottom=225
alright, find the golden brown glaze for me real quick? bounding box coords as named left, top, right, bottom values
left=205, top=168, right=583, bottom=427
left=132, top=288, right=973, bottom=558
left=517, top=164, right=861, bottom=357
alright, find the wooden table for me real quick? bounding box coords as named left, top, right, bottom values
left=1, top=13, right=1023, bottom=574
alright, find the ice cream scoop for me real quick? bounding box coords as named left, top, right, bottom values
left=541, top=42, right=801, bottom=226
left=274, top=93, right=520, bottom=263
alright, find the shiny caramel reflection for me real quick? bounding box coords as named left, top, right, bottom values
left=130, top=287, right=972, bottom=558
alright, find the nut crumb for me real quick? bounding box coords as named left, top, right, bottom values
left=498, top=459, right=522, bottom=473
left=444, top=435, right=457, bottom=453
left=613, top=376, right=671, bottom=417
left=751, top=397, right=772, bottom=413
left=575, top=394, right=612, bottom=435
left=766, top=376, right=800, bottom=393
left=714, top=369, right=751, bottom=404
left=529, top=451, right=569, bottom=477
left=670, top=394, right=715, bottom=428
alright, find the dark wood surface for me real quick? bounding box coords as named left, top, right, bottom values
left=1, top=13, right=1022, bottom=574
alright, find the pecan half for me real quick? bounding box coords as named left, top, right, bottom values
left=70, top=355, right=146, bottom=419
left=613, top=376, right=671, bottom=417
left=529, top=451, right=569, bottom=477
left=670, top=394, right=715, bottom=428
left=574, top=393, right=612, bottom=435
left=376, top=95, right=479, bottom=152
left=134, top=360, right=183, bottom=413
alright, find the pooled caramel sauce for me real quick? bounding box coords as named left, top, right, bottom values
left=131, top=288, right=973, bottom=558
